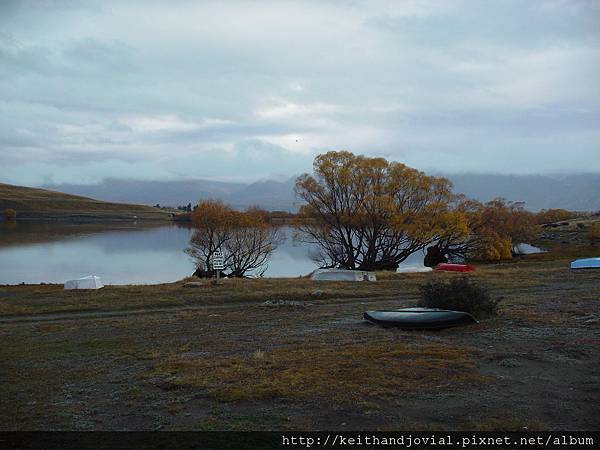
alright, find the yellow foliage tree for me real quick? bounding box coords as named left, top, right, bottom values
left=185, top=200, right=282, bottom=277
left=480, top=233, right=513, bottom=261
left=535, top=208, right=578, bottom=225
left=295, top=151, right=465, bottom=270
left=435, top=196, right=485, bottom=262
left=186, top=200, right=236, bottom=274
left=437, top=197, right=539, bottom=262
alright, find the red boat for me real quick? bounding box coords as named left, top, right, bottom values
left=435, top=263, right=476, bottom=272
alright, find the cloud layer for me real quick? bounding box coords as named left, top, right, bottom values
left=1, top=0, right=599, bottom=185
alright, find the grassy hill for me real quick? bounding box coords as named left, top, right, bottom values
left=0, top=183, right=172, bottom=221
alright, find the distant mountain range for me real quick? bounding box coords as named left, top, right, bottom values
left=447, top=173, right=600, bottom=212
left=43, top=173, right=600, bottom=212
left=43, top=178, right=299, bottom=211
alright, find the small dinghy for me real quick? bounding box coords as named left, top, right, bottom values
left=435, top=263, right=476, bottom=272
left=363, top=307, right=478, bottom=329
left=570, top=257, right=600, bottom=269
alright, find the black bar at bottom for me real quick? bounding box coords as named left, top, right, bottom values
left=0, top=431, right=598, bottom=450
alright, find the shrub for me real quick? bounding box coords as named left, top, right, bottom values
left=535, top=208, right=578, bottom=225
left=473, top=233, right=512, bottom=261
left=587, top=224, right=600, bottom=246
left=3, top=209, right=16, bottom=221
left=418, top=277, right=500, bottom=319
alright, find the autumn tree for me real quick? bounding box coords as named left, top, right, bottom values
left=224, top=210, right=284, bottom=277
left=479, top=198, right=538, bottom=255
left=294, top=151, right=467, bottom=270
left=245, top=205, right=270, bottom=223
left=185, top=200, right=282, bottom=277
left=535, top=208, right=578, bottom=225
left=587, top=224, right=600, bottom=246
left=435, top=196, right=484, bottom=261
left=186, top=200, right=235, bottom=274
left=438, top=197, right=539, bottom=261
left=3, top=209, right=16, bottom=221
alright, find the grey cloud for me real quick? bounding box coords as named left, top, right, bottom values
left=0, top=0, right=599, bottom=186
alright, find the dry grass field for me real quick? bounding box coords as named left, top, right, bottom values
left=0, top=183, right=171, bottom=221
left=1, top=248, right=598, bottom=431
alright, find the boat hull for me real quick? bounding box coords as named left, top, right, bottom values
left=570, top=257, right=600, bottom=269
left=435, top=263, right=476, bottom=272
left=364, top=307, right=478, bottom=329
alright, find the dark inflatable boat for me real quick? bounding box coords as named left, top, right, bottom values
left=363, top=307, right=478, bottom=329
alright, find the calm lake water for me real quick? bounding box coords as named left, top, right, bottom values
left=0, top=221, right=543, bottom=285
left=0, top=222, right=432, bottom=285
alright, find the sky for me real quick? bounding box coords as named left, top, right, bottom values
left=1, top=0, right=599, bottom=186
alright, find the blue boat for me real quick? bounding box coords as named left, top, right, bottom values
left=570, top=257, right=600, bottom=269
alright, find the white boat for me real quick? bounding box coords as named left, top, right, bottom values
left=310, top=269, right=376, bottom=281
left=396, top=266, right=433, bottom=273
left=64, top=275, right=104, bottom=290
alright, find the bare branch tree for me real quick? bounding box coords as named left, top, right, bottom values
left=186, top=200, right=283, bottom=277
left=224, top=212, right=284, bottom=277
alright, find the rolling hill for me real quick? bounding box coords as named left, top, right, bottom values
left=0, top=183, right=172, bottom=221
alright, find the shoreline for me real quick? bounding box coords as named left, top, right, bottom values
left=0, top=249, right=596, bottom=288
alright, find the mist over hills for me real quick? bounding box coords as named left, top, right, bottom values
left=43, top=178, right=299, bottom=211
left=448, top=173, right=600, bottom=212
left=43, top=173, right=600, bottom=212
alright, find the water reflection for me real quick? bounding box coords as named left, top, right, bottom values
left=0, top=221, right=195, bottom=285
left=0, top=222, right=429, bottom=285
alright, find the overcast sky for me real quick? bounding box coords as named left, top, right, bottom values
left=1, top=0, right=599, bottom=186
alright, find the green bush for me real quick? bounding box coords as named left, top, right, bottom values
left=418, top=277, right=500, bottom=319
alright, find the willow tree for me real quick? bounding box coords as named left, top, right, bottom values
left=185, top=200, right=283, bottom=277
left=475, top=198, right=537, bottom=258
left=437, top=197, right=539, bottom=261
left=294, top=151, right=466, bottom=270
left=223, top=210, right=284, bottom=277
left=185, top=200, right=235, bottom=274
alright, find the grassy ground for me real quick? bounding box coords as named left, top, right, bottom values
left=0, top=252, right=598, bottom=431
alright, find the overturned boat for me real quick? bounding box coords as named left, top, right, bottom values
left=396, top=266, right=433, bottom=273
left=311, top=269, right=376, bottom=281
left=64, top=275, right=104, bottom=290
left=364, top=307, right=478, bottom=329
left=570, top=257, right=600, bottom=269
left=435, top=263, right=476, bottom=273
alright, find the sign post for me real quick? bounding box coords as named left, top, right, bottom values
left=212, top=251, right=224, bottom=284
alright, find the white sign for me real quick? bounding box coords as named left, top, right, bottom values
left=212, top=251, right=225, bottom=270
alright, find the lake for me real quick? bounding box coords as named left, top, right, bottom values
left=0, top=221, right=433, bottom=285
left=0, top=222, right=546, bottom=285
